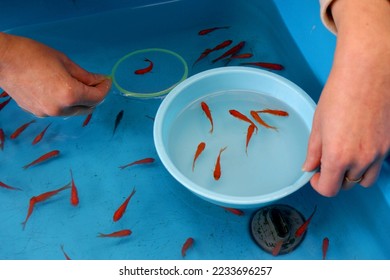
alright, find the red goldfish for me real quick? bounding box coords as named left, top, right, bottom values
left=113, top=187, right=136, bottom=222
left=250, top=111, right=277, bottom=131
left=98, top=229, right=132, bottom=238
left=246, top=124, right=256, bottom=154
left=0, top=91, right=9, bottom=98
left=192, top=142, right=206, bottom=171
left=70, top=169, right=79, bottom=206
left=32, top=123, right=51, bottom=145
left=60, top=244, right=72, bottom=260
left=10, top=120, right=36, bottom=139
left=134, top=58, right=153, bottom=74
left=23, top=150, right=60, bottom=169
left=222, top=207, right=244, bottom=216
left=0, top=128, right=4, bottom=150
left=198, top=26, right=229, bottom=35
left=241, top=61, right=284, bottom=70
left=201, top=101, right=213, bottom=133
left=212, top=41, right=245, bottom=63
left=256, top=109, right=289, bottom=116
left=322, top=237, right=329, bottom=260
left=181, top=237, right=194, bottom=257
left=213, top=146, right=227, bottom=180
left=229, top=109, right=258, bottom=131
left=119, top=157, right=155, bottom=169
left=82, top=113, right=92, bottom=127
left=295, top=205, right=317, bottom=237
left=0, top=181, right=22, bottom=191
left=272, top=240, right=284, bottom=256
left=193, top=40, right=232, bottom=66
left=193, top=48, right=212, bottom=67
left=0, top=97, right=11, bottom=111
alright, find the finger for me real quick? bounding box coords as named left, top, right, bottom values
left=313, top=161, right=346, bottom=197
left=302, top=123, right=322, bottom=172
left=71, top=77, right=112, bottom=107
left=65, top=59, right=108, bottom=86
left=359, top=159, right=383, bottom=188
left=342, top=168, right=367, bottom=190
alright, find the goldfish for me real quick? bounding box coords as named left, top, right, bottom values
left=250, top=111, right=278, bottom=131
left=119, top=157, right=155, bottom=169
left=198, top=26, right=230, bottom=35
left=246, top=124, right=256, bottom=154
left=212, top=41, right=245, bottom=63
left=211, top=39, right=233, bottom=51
left=113, top=187, right=136, bottom=222
left=113, top=110, right=124, bottom=135
left=240, top=61, right=284, bottom=70
left=69, top=169, right=79, bottom=206
left=272, top=240, right=284, bottom=256
left=192, top=142, right=206, bottom=171
left=322, top=237, right=329, bottom=260
left=0, top=97, right=11, bottom=111
left=82, top=113, right=92, bottom=127
left=201, top=101, right=213, bottom=133
left=256, top=109, right=289, bottom=116
left=213, top=146, right=227, bottom=181
left=0, top=91, right=9, bottom=98
left=134, top=58, right=153, bottom=75
left=98, top=229, right=132, bottom=238
left=0, top=128, right=4, bottom=150
left=0, top=181, right=22, bottom=191
left=295, top=205, right=317, bottom=237
left=229, top=109, right=258, bottom=131
left=10, top=120, right=36, bottom=140
left=23, top=150, right=60, bottom=169
left=222, top=207, right=244, bottom=216
left=60, top=244, right=72, bottom=260
left=21, top=183, right=71, bottom=229
left=32, top=123, right=51, bottom=145
left=229, top=53, right=253, bottom=60
left=181, top=237, right=194, bottom=257
left=193, top=48, right=212, bottom=67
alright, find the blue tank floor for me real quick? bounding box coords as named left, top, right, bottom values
left=0, top=0, right=389, bottom=260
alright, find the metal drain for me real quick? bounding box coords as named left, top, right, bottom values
left=250, top=204, right=306, bottom=255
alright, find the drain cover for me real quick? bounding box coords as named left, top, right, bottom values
left=250, top=204, right=306, bottom=255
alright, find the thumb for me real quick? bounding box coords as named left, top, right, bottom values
left=65, top=58, right=108, bottom=86
left=302, top=123, right=322, bottom=172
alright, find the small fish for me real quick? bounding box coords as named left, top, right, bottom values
left=0, top=181, right=22, bottom=191
left=60, top=245, right=72, bottom=260
left=295, top=205, right=317, bottom=237
left=322, top=237, right=329, bottom=260
left=0, top=128, right=4, bottom=150
left=222, top=207, right=244, bottom=216
left=192, top=142, right=206, bottom=171
left=250, top=111, right=278, bottom=130
left=181, top=237, right=194, bottom=257
left=23, top=150, right=60, bottom=169
left=21, top=183, right=71, bottom=229
left=228, top=53, right=253, bottom=60
left=10, top=120, right=36, bottom=140
left=134, top=58, right=153, bottom=75
left=241, top=61, right=284, bottom=70
left=246, top=124, right=256, bottom=154
left=82, top=113, right=92, bottom=127
left=229, top=109, right=258, bottom=131
left=211, top=39, right=233, bottom=51
left=213, top=146, right=227, bottom=181
left=256, top=109, right=289, bottom=116
left=272, top=240, right=284, bottom=256
left=198, top=26, right=230, bottom=35
left=32, top=123, right=51, bottom=145
left=212, top=41, right=245, bottom=63
left=0, top=97, right=11, bottom=111
left=113, top=110, right=124, bottom=135
left=201, top=101, right=214, bottom=133
left=193, top=48, right=212, bottom=67
left=119, top=157, right=155, bottom=170
left=113, top=187, right=136, bottom=222
left=69, top=169, right=79, bottom=206
left=98, top=229, right=132, bottom=238
left=0, top=91, right=9, bottom=98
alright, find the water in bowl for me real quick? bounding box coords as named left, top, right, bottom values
left=167, top=89, right=310, bottom=198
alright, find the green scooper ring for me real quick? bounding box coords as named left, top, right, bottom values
left=111, top=48, right=188, bottom=98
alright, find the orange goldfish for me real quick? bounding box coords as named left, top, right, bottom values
left=193, top=48, right=212, bottom=67
left=98, top=229, right=132, bottom=238
left=0, top=181, right=22, bottom=191
left=322, top=237, right=329, bottom=260
left=69, top=169, right=79, bottom=206
left=272, top=240, right=284, bottom=256
left=212, top=41, right=245, bottom=63
left=192, top=142, right=206, bottom=171
left=250, top=111, right=278, bottom=131
left=229, top=109, right=258, bottom=131
left=119, top=157, right=155, bottom=169
left=295, top=205, right=317, bottom=237
left=222, top=207, right=244, bottom=216
left=10, top=120, right=36, bottom=139
left=32, top=123, right=51, bottom=145
left=256, top=109, right=289, bottom=116
left=246, top=124, right=256, bottom=154
left=0, top=91, right=9, bottom=98
left=134, top=58, right=153, bottom=75
left=23, top=150, right=60, bottom=169
left=181, top=237, right=194, bottom=257
left=213, top=146, right=227, bottom=180
left=201, top=101, right=213, bottom=133
left=113, top=187, right=136, bottom=222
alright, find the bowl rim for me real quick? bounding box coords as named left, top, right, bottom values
left=153, top=66, right=316, bottom=207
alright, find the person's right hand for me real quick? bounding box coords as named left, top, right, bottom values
left=0, top=33, right=111, bottom=117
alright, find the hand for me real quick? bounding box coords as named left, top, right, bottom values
left=0, top=33, right=112, bottom=117
left=302, top=0, right=390, bottom=196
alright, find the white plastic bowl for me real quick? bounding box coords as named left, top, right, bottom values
left=153, top=66, right=316, bottom=208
